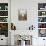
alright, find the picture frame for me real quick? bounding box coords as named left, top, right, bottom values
left=38, top=29, right=46, bottom=37
left=18, top=9, right=27, bottom=21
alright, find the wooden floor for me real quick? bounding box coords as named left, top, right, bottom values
left=0, top=45, right=8, bottom=46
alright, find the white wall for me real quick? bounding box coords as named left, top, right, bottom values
left=11, top=0, right=46, bottom=46
left=11, top=0, right=38, bottom=30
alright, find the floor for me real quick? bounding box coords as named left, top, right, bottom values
left=0, top=45, right=8, bottom=46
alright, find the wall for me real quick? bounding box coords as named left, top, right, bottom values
left=11, top=0, right=38, bottom=30
left=11, top=0, right=46, bottom=46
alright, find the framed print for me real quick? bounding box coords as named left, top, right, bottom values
left=18, top=9, right=27, bottom=21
